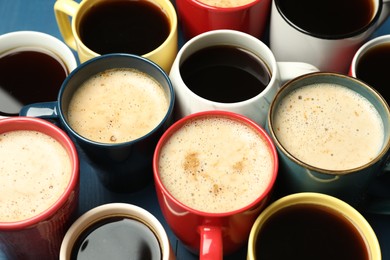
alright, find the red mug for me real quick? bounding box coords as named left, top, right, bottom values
left=153, top=111, right=278, bottom=259
left=176, top=0, right=271, bottom=40
left=0, top=117, right=79, bottom=260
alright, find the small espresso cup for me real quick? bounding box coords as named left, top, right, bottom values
left=20, top=53, right=175, bottom=193
left=169, top=29, right=318, bottom=127
left=269, top=0, right=390, bottom=73
left=54, top=0, right=178, bottom=72
left=247, top=193, right=381, bottom=260
left=60, top=203, right=175, bottom=260
left=350, top=34, right=390, bottom=103
left=153, top=111, right=278, bottom=259
left=176, top=0, right=271, bottom=40
left=0, top=116, right=79, bottom=260
left=266, top=72, right=390, bottom=209
left=0, top=31, right=77, bottom=117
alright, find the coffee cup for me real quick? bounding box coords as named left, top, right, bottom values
left=0, top=116, right=79, bottom=260
left=269, top=0, right=390, bottom=73
left=153, top=110, right=278, bottom=259
left=20, top=53, right=175, bottom=193
left=54, top=0, right=178, bottom=72
left=247, top=192, right=381, bottom=260
left=350, top=34, right=390, bottom=104
left=266, top=72, right=390, bottom=209
left=0, top=31, right=77, bottom=118
left=169, top=29, right=319, bottom=127
left=176, top=0, right=271, bottom=40
left=60, top=203, right=174, bottom=260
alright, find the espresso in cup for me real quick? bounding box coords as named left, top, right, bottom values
left=0, top=130, right=72, bottom=222
left=79, top=0, right=170, bottom=56
left=158, top=114, right=274, bottom=213
left=71, top=216, right=161, bottom=259
left=0, top=47, right=69, bottom=116
left=67, top=68, right=169, bottom=143
left=180, top=45, right=271, bottom=103
left=273, top=82, right=384, bottom=171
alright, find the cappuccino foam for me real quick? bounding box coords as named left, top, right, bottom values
left=273, top=83, right=384, bottom=171
left=197, top=0, right=255, bottom=8
left=0, top=130, right=72, bottom=222
left=67, top=68, right=169, bottom=143
left=158, top=116, right=274, bottom=213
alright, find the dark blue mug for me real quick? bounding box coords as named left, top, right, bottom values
left=20, top=53, right=175, bottom=192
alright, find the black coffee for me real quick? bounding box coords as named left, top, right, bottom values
left=79, top=0, right=170, bottom=55
left=255, top=204, right=369, bottom=260
left=0, top=47, right=68, bottom=116
left=71, top=216, right=161, bottom=260
left=180, top=45, right=271, bottom=103
left=356, top=42, right=390, bottom=102
left=276, top=0, right=375, bottom=37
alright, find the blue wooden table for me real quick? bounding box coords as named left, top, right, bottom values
left=1, top=1, right=390, bottom=259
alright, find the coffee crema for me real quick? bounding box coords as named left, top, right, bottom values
left=196, top=0, right=256, bottom=8
left=158, top=116, right=274, bottom=213
left=0, top=130, right=72, bottom=222
left=273, top=83, right=384, bottom=171
left=67, top=68, right=169, bottom=144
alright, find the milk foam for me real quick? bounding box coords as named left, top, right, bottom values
left=0, top=130, right=72, bottom=222
left=158, top=116, right=274, bottom=213
left=273, top=83, right=384, bottom=171
left=67, top=68, right=169, bottom=143
left=197, top=0, right=255, bottom=7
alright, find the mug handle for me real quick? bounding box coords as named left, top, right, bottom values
left=377, top=0, right=390, bottom=29
left=199, top=226, right=223, bottom=260
left=19, top=102, right=59, bottom=119
left=277, top=62, right=319, bottom=83
left=54, top=0, right=80, bottom=50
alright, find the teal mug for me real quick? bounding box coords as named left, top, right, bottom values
left=266, top=72, right=390, bottom=212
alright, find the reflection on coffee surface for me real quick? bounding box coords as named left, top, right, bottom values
left=158, top=115, right=274, bottom=213
left=79, top=0, right=170, bottom=55
left=180, top=45, right=271, bottom=103
left=255, top=204, right=369, bottom=260
left=67, top=68, right=169, bottom=144
left=0, top=130, right=71, bottom=222
left=71, top=217, right=161, bottom=260
left=273, top=83, right=384, bottom=171
left=0, top=47, right=68, bottom=116
left=196, top=0, right=255, bottom=8
left=356, top=42, right=390, bottom=101
left=276, top=0, right=374, bottom=36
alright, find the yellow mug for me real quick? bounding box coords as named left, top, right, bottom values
left=247, top=192, right=381, bottom=260
left=54, top=0, right=178, bottom=72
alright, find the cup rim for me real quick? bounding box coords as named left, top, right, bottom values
left=72, top=0, right=178, bottom=60
left=59, top=203, right=171, bottom=260
left=172, top=29, right=278, bottom=107
left=153, top=110, right=279, bottom=217
left=247, top=192, right=381, bottom=259
left=351, top=34, right=390, bottom=76
left=0, top=116, right=79, bottom=230
left=273, top=0, right=382, bottom=40
left=267, top=71, right=390, bottom=175
left=58, top=53, right=175, bottom=147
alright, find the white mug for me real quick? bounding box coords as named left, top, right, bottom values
left=169, top=29, right=318, bottom=127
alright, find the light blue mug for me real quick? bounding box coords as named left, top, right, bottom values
left=266, top=72, right=390, bottom=213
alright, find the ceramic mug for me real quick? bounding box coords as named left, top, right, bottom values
left=0, top=116, right=79, bottom=260
left=269, top=0, right=390, bottom=74
left=153, top=110, right=278, bottom=259
left=169, top=29, right=319, bottom=127
left=0, top=31, right=77, bottom=118
left=20, top=53, right=175, bottom=193
left=60, top=203, right=175, bottom=260
left=266, top=72, right=390, bottom=210
left=54, top=0, right=178, bottom=72
left=350, top=34, right=390, bottom=103
left=176, top=0, right=271, bottom=40
left=247, top=193, right=381, bottom=260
